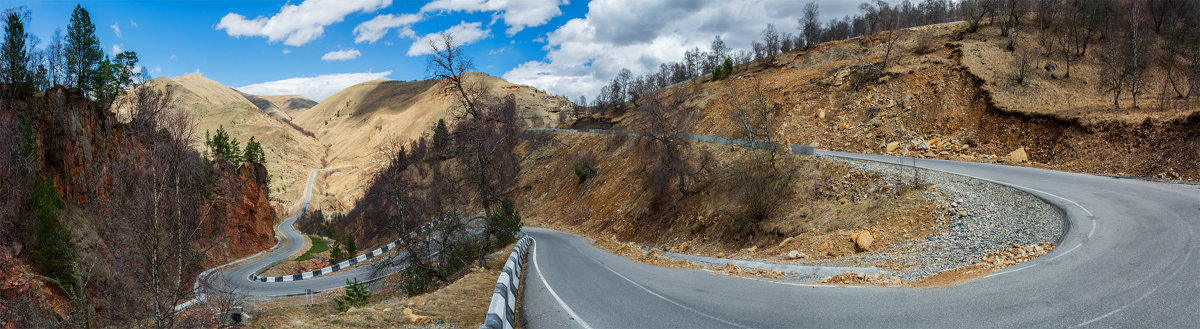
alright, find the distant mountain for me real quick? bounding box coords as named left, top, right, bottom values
left=240, top=93, right=317, bottom=121
left=287, top=72, right=573, bottom=208
left=135, top=74, right=324, bottom=206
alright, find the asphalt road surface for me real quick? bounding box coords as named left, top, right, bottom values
left=521, top=149, right=1200, bottom=328
left=196, top=164, right=406, bottom=298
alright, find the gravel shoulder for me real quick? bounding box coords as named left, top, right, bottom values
left=643, top=156, right=1066, bottom=284
left=803, top=157, right=1065, bottom=281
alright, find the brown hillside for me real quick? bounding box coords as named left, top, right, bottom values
left=592, top=20, right=1200, bottom=182
left=136, top=74, right=325, bottom=210
left=241, top=93, right=317, bottom=121
left=292, top=72, right=572, bottom=211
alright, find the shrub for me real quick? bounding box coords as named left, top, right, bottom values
left=344, top=234, right=357, bottom=257
left=489, top=198, right=522, bottom=244
left=328, top=240, right=347, bottom=263
left=573, top=157, right=595, bottom=183
left=401, top=266, right=434, bottom=297
left=333, top=278, right=370, bottom=312
left=29, top=173, right=74, bottom=288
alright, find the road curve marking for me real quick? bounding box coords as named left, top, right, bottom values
left=984, top=263, right=1038, bottom=278
left=1074, top=208, right=1196, bottom=327
left=582, top=251, right=750, bottom=328
left=531, top=237, right=594, bottom=329
left=1046, top=244, right=1081, bottom=262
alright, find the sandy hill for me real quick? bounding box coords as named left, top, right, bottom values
left=290, top=72, right=572, bottom=211
left=137, top=74, right=324, bottom=208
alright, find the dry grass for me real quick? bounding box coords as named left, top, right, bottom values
left=957, top=20, right=1199, bottom=124
left=136, top=74, right=326, bottom=211
left=288, top=73, right=573, bottom=210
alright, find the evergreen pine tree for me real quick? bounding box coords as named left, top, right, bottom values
left=2, top=8, right=29, bottom=95
left=64, top=5, right=102, bottom=91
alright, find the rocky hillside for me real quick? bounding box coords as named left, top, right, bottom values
left=585, top=20, right=1200, bottom=182
left=0, top=86, right=276, bottom=327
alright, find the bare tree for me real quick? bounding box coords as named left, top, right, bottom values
left=799, top=1, right=821, bottom=48
left=110, top=86, right=210, bottom=329
left=1013, top=48, right=1037, bottom=85
left=762, top=24, right=781, bottom=58
left=723, top=78, right=793, bottom=239
left=426, top=33, right=522, bottom=267
left=961, top=0, right=994, bottom=33
left=631, top=83, right=711, bottom=211
left=1126, top=2, right=1149, bottom=108
left=1100, top=23, right=1126, bottom=109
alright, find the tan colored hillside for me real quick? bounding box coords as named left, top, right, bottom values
left=291, top=72, right=572, bottom=211
left=138, top=74, right=325, bottom=210
left=241, top=93, right=317, bottom=121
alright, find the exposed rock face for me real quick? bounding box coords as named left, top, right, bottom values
left=218, top=162, right=277, bottom=259
left=207, top=162, right=279, bottom=261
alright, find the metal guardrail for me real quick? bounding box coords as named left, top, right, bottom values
left=481, top=235, right=532, bottom=329
left=249, top=220, right=438, bottom=282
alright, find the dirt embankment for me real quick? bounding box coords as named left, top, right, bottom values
left=597, top=20, right=1199, bottom=182
left=516, top=132, right=943, bottom=267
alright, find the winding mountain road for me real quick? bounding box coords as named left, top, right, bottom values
left=520, top=142, right=1200, bottom=327
left=185, top=162, right=407, bottom=303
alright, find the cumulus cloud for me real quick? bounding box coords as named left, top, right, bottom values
left=111, top=44, right=122, bottom=55
left=504, top=0, right=826, bottom=101
left=130, top=20, right=139, bottom=28
left=354, top=13, right=422, bottom=43
left=282, top=48, right=292, bottom=54
left=321, top=49, right=362, bottom=61
left=110, top=22, right=121, bottom=37
left=421, top=0, right=566, bottom=36
left=235, top=71, right=392, bottom=101
left=406, top=21, right=489, bottom=56
left=217, top=0, right=392, bottom=46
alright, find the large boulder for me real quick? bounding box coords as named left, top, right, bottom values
left=1006, top=147, right=1029, bottom=163
left=854, top=230, right=874, bottom=251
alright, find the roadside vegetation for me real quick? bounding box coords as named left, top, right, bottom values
left=0, top=4, right=278, bottom=328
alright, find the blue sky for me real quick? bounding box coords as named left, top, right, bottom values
left=16, top=0, right=865, bottom=102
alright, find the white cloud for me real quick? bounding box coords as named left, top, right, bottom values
left=488, top=46, right=511, bottom=55
left=152, top=65, right=162, bottom=74
left=170, top=54, right=177, bottom=60
left=190, top=68, right=203, bottom=75
left=130, top=20, right=139, bottom=28
left=111, top=44, right=122, bottom=55
left=406, top=21, right=489, bottom=56
left=282, top=48, right=292, bottom=54
left=321, top=49, right=362, bottom=61
left=110, top=22, right=121, bottom=37
left=216, top=0, right=392, bottom=46
left=504, top=0, right=820, bottom=101
left=354, top=13, right=422, bottom=44
left=235, top=71, right=392, bottom=101
left=421, top=0, right=566, bottom=36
